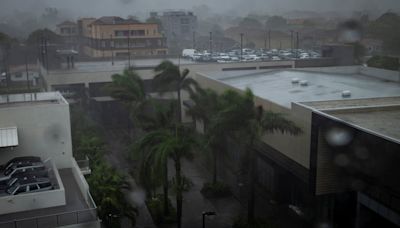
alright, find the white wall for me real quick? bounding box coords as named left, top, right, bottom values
left=0, top=100, right=73, bottom=169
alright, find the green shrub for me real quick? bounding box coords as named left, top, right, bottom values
left=146, top=194, right=176, bottom=224
left=367, top=55, right=399, bottom=71
left=201, top=182, right=231, bottom=198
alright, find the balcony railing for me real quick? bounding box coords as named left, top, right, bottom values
left=0, top=208, right=98, bottom=228
left=76, top=156, right=91, bottom=175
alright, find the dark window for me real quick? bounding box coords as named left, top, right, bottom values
left=30, top=184, right=38, bottom=191
left=15, top=186, right=26, bottom=194
left=38, top=182, right=51, bottom=188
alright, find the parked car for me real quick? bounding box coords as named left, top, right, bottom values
left=3, top=176, right=53, bottom=195
left=0, top=160, right=45, bottom=184
left=0, top=156, right=41, bottom=171
left=0, top=172, right=49, bottom=190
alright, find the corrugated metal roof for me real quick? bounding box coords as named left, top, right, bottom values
left=0, top=127, right=18, bottom=147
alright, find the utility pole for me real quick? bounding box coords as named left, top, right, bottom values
left=193, top=31, right=196, bottom=50
left=209, top=32, right=212, bottom=55
left=290, top=30, right=294, bottom=53
left=25, top=55, right=30, bottom=91
left=110, top=34, right=114, bottom=66
left=296, top=31, right=299, bottom=58
left=264, top=30, right=267, bottom=50
left=240, top=33, right=244, bottom=61
left=127, top=31, right=131, bottom=69
left=268, top=30, right=271, bottom=49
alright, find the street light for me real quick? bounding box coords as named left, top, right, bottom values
left=202, top=211, right=216, bottom=228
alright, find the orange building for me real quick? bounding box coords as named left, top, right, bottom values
left=79, top=16, right=167, bottom=58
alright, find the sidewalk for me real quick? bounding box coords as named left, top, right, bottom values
left=167, top=158, right=243, bottom=228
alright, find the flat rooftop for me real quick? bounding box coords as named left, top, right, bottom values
left=0, top=169, right=95, bottom=226
left=204, top=69, right=400, bottom=108
left=53, top=58, right=197, bottom=74
left=302, top=97, right=400, bottom=142
left=332, top=108, right=400, bottom=142
left=0, top=92, right=67, bottom=107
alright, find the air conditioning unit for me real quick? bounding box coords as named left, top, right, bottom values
left=342, top=90, right=351, bottom=98
left=299, top=80, right=308, bottom=86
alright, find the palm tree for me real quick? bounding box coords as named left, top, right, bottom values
left=108, top=68, right=148, bottom=123
left=134, top=125, right=197, bottom=228
left=132, top=102, right=176, bottom=216
left=226, top=89, right=302, bottom=224
left=88, top=161, right=138, bottom=228
left=153, top=60, right=198, bottom=122
left=186, top=87, right=223, bottom=185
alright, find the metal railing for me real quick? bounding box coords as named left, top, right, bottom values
left=0, top=208, right=98, bottom=228
left=76, top=156, right=91, bottom=175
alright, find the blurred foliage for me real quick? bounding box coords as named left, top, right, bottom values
left=146, top=194, right=177, bottom=224
left=266, top=16, right=287, bottom=29
left=367, top=12, right=400, bottom=54
left=26, top=28, right=61, bottom=46
left=367, top=55, right=400, bottom=71
left=239, top=17, right=263, bottom=28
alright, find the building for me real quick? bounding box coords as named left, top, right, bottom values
left=186, top=65, right=400, bottom=227
left=155, top=11, right=197, bottom=52
left=0, top=92, right=100, bottom=228
left=81, top=16, right=167, bottom=58
left=56, top=21, right=78, bottom=37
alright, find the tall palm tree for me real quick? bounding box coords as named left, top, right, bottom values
left=108, top=68, right=148, bottom=123
left=186, top=87, right=223, bottom=185
left=228, top=89, right=302, bottom=224
left=134, top=125, right=197, bottom=228
left=132, top=102, right=176, bottom=216
left=153, top=60, right=198, bottom=122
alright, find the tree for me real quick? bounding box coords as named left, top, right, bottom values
left=108, top=69, right=148, bottom=123
left=239, top=17, right=263, bottom=28
left=26, top=28, right=61, bottom=47
left=266, top=16, right=287, bottom=29
left=187, top=88, right=221, bottom=184
left=367, top=12, right=400, bottom=54
left=216, top=89, right=301, bottom=224
left=88, top=161, right=138, bottom=228
left=132, top=102, right=176, bottom=216
left=367, top=55, right=400, bottom=71
left=153, top=60, right=198, bottom=122
left=134, top=125, right=198, bottom=228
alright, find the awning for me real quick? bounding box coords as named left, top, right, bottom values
left=0, top=127, right=18, bottom=148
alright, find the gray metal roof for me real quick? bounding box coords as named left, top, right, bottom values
left=0, top=127, right=18, bottom=148
left=209, top=69, right=400, bottom=108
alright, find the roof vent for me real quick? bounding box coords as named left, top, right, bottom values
left=299, top=80, right=308, bottom=86
left=291, top=78, right=299, bottom=84
left=342, top=90, right=351, bottom=98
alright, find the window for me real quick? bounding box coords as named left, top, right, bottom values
left=15, top=186, right=27, bottom=195
left=114, top=30, right=129, bottom=37
left=29, top=184, right=38, bottom=191
left=38, top=182, right=51, bottom=188
left=181, top=18, right=189, bottom=24
left=131, top=30, right=145, bottom=36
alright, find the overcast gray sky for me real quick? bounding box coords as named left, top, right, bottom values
left=1, top=0, right=399, bottom=19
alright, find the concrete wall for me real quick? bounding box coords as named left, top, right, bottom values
left=0, top=161, right=66, bottom=214
left=360, top=66, right=400, bottom=82
left=295, top=58, right=336, bottom=68
left=71, top=158, right=90, bottom=204
left=0, top=100, right=73, bottom=169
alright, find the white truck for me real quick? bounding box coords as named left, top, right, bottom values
left=182, top=49, right=197, bottom=59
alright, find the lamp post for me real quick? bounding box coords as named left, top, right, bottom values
left=202, top=211, right=216, bottom=228
left=240, top=33, right=244, bottom=61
